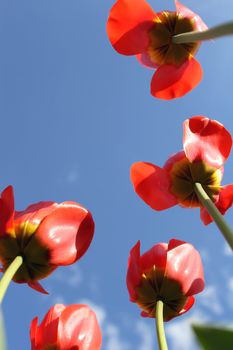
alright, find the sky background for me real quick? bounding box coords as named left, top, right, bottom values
left=0, top=0, right=233, bottom=349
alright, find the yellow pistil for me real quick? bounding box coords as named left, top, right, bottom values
left=170, top=158, right=222, bottom=207
left=147, top=12, right=199, bottom=66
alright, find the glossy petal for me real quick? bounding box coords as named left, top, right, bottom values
left=130, top=162, right=177, bottom=210
left=31, top=304, right=102, bottom=350
left=140, top=243, right=167, bottom=272
left=106, top=0, right=155, bottom=55
left=200, top=184, right=233, bottom=225
left=165, top=241, right=204, bottom=296
left=151, top=58, right=202, bottom=100
left=35, top=202, right=94, bottom=265
left=30, top=304, right=65, bottom=350
left=58, top=305, right=102, bottom=350
left=0, top=186, right=15, bottom=235
left=14, top=201, right=57, bottom=228
left=183, top=116, right=232, bottom=168
left=175, top=1, right=208, bottom=31
left=126, top=241, right=142, bottom=301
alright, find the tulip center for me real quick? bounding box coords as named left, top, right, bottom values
left=169, top=157, right=222, bottom=207
left=147, top=11, right=199, bottom=66
left=0, top=223, right=55, bottom=283
left=136, top=266, right=188, bottom=321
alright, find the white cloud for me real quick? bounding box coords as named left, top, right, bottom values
left=166, top=310, right=208, bottom=350
left=199, top=285, right=223, bottom=315
left=105, top=324, right=131, bottom=350
left=76, top=298, right=107, bottom=327
left=136, top=320, right=154, bottom=350
left=50, top=265, right=83, bottom=287
left=223, top=242, right=232, bottom=256
left=75, top=298, right=131, bottom=350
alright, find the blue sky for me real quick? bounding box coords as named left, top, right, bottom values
left=0, top=0, right=233, bottom=349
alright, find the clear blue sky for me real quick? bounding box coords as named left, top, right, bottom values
left=0, top=0, right=233, bottom=349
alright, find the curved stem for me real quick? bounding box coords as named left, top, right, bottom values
left=173, top=21, right=233, bottom=44
left=155, top=300, right=168, bottom=350
left=0, top=256, right=23, bottom=304
left=194, top=183, right=233, bottom=251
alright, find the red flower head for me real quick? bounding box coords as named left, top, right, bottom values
left=131, top=116, right=233, bottom=224
left=127, top=240, right=204, bottom=321
left=30, top=304, right=102, bottom=350
left=0, top=186, right=94, bottom=293
left=107, top=0, right=207, bottom=100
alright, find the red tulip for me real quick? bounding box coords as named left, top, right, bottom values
left=30, top=304, right=102, bottom=350
left=0, top=186, right=94, bottom=293
left=107, top=0, right=207, bottom=99
left=130, top=116, right=233, bottom=225
left=127, top=240, right=204, bottom=321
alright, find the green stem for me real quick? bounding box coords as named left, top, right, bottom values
left=156, top=300, right=168, bottom=350
left=172, top=20, right=233, bottom=44
left=0, top=256, right=23, bottom=304
left=194, top=183, right=233, bottom=251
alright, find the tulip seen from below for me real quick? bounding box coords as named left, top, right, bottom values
left=127, top=239, right=204, bottom=349
left=0, top=186, right=95, bottom=299
left=131, top=116, right=233, bottom=249
left=107, top=0, right=207, bottom=99
left=30, top=303, right=102, bottom=350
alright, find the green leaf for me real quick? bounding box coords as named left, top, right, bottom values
left=192, top=324, right=233, bottom=350
left=0, top=308, right=6, bottom=350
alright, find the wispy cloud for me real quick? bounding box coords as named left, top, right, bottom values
left=136, top=320, right=155, bottom=350
left=166, top=310, right=208, bottom=350
left=223, top=242, right=232, bottom=256
left=199, top=285, right=223, bottom=315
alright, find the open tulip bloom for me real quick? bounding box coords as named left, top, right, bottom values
left=127, top=239, right=204, bottom=348
left=0, top=186, right=94, bottom=298
left=107, top=0, right=207, bottom=99
left=131, top=116, right=233, bottom=249
left=30, top=304, right=102, bottom=350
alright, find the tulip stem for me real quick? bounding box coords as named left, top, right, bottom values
left=155, top=300, right=168, bottom=350
left=172, top=20, right=233, bottom=44
left=194, top=183, right=233, bottom=251
left=0, top=256, right=23, bottom=304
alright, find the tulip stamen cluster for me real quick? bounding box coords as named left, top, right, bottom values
left=169, top=158, right=222, bottom=207
left=148, top=12, right=199, bottom=66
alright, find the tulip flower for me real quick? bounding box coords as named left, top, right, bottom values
left=131, top=116, right=233, bottom=249
left=30, top=304, right=102, bottom=350
left=127, top=239, right=204, bottom=321
left=0, top=186, right=94, bottom=296
left=131, top=116, right=233, bottom=221
left=107, top=0, right=207, bottom=99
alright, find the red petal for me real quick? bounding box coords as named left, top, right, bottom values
left=14, top=201, right=58, bottom=229
left=200, top=184, right=233, bottom=225
left=32, top=305, right=65, bottom=349
left=178, top=296, right=195, bottom=316
left=140, top=243, right=167, bottom=272
left=175, top=1, right=208, bottom=31
left=106, top=0, right=155, bottom=55
left=151, top=58, right=202, bottom=100
left=126, top=241, right=142, bottom=301
left=28, top=281, right=49, bottom=294
left=0, top=186, right=15, bottom=235
left=183, top=116, right=232, bottom=167
left=58, top=304, right=102, bottom=350
left=36, top=202, right=94, bottom=265
left=30, top=317, right=39, bottom=350
left=130, top=162, right=177, bottom=210
left=136, top=52, right=158, bottom=69
left=166, top=241, right=204, bottom=296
